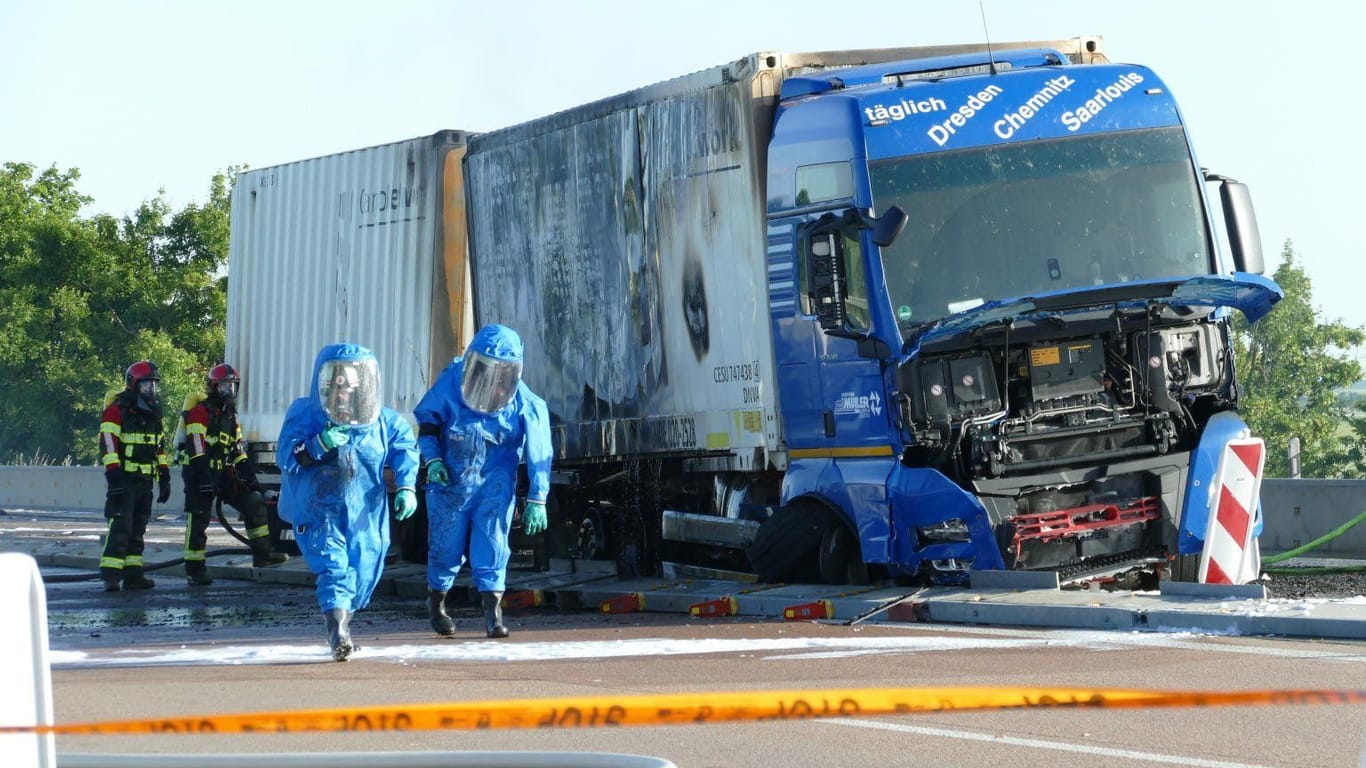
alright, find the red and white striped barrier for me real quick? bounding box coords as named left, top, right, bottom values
left=1198, top=438, right=1265, bottom=585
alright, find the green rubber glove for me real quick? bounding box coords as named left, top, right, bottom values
left=523, top=501, right=547, bottom=535
left=319, top=424, right=350, bottom=450
left=426, top=458, right=449, bottom=485
left=394, top=489, right=417, bottom=521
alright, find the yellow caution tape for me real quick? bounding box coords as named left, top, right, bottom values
left=3, top=686, right=1364, bottom=736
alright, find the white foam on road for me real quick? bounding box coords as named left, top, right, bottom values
left=48, top=624, right=1366, bottom=669
left=50, top=634, right=1052, bottom=669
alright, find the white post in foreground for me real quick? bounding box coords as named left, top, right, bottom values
left=0, top=552, right=55, bottom=768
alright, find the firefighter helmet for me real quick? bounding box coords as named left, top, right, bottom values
left=124, top=360, right=161, bottom=390
left=125, top=360, right=161, bottom=408
left=207, top=363, right=241, bottom=403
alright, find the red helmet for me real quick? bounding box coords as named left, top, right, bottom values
left=207, top=363, right=241, bottom=402
left=124, top=360, right=160, bottom=390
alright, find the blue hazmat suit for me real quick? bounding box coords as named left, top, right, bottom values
left=277, top=343, right=418, bottom=614
left=415, top=324, right=553, bottom=593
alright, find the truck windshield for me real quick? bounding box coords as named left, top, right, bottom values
left=871, top=126, right=1212, bottom=327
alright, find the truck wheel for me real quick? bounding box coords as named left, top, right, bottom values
left=576, top=508, right=608, bottom=561
left=818, top=520, right=866, bottom=585
left=747, top=501, right=826, bottom=583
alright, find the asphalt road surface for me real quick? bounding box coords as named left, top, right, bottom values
left=32, top=565, right=1366, bottom=768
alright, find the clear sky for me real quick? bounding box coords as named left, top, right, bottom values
left=4, top=1, right=1363, bottom=327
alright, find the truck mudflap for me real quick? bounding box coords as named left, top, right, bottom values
left=887, top=466, right=1006, bottom=578
left=1178, top=411, right=1265, bottom=558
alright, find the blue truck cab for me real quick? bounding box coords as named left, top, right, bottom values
left=761, top=45, right=1281, bottom=584
left=463, top=37, right=1282, bottom=586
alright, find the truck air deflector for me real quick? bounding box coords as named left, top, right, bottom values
left=1169, top=273, right=1283, bottom=324
left=779, top=48, right=1065, bottom=100
left=911, top=273, right=1283, bottom=349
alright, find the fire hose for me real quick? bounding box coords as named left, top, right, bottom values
left=44, top=499, right=258, bottom=583
left=1261, top=508, right=1366, bottom=575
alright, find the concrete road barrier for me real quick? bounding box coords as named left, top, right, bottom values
left=5, top=469, right=1366, bottom=559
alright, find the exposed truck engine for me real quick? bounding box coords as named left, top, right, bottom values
left=900, top=295, right=1247, bottom=580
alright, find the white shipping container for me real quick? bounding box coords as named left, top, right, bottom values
left=226, top=131, right=474, bottom=443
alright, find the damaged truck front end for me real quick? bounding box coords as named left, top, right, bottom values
left=887, top=276, right=1281, bottom=584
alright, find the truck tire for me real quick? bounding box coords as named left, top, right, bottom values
left=817, top=520, right=867, bottom=585
left=576, top=507, right=609, bottom=561
left=747, top=501, right=827, bottom=583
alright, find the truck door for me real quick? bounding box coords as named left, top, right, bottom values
left=769, top=217, right=828, bottom=452
left=804, top=218, right=894, bottom=453
left=772, top=214, right=898, bottom=450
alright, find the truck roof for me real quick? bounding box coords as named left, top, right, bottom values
left=468, top=37, right=1106, bottom=151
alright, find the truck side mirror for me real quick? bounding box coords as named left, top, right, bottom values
left=1220, top=181, right=1265, bottom=275
left=809, top=233, right=846, bottom=330
left=1206, top=173, right=1265, bottom=275
left=872, top=205, right=908, bottom=248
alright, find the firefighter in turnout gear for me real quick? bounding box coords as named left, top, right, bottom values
left=180, top=363, right=289, bottom=584
left=99, top=360, right=172, bottom=592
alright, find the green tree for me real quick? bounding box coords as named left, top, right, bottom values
left=1235, top=242, right=1364, bottom=477
left=0, top=162, right=102, bottom=463
left=0, top=163, right=236, bottom=464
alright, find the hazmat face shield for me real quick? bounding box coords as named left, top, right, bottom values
left=317, top=359, right=380, bottom=425
left=460, top=351, right=521, bottom=414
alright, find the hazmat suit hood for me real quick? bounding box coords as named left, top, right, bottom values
left=309, top=343, right=381, bottom=426
left=459, top=324, right=524, bottom=415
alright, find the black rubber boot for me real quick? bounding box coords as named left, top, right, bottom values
left=481, top=591, right=508, bottom=639
left=185, top=561, right=213, bottom=586
left=428, top=590, right=455, bottom=637
left=250, top=537, right=290, bottom=567
left=100, top=567, right=121, bottom=592
left=122, top=565, right=155, bottom=590
left=324, top=608, right=353, bottom=662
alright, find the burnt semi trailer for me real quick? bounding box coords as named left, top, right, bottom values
left=462, top=37, right=1281, bottom=585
